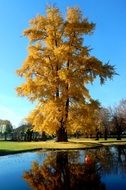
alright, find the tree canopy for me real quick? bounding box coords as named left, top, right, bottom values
left=17, top=6, right=115, bottom=141
left=0, top=119, right=13, bottom=134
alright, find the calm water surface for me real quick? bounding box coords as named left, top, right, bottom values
left=0, top=145, right=126, bottom=190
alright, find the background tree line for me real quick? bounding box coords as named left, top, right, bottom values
left=0, top=98, right=126, bottom=141
left=0, top=120, right=48, bottom=141
left=97, top=99, right=126, bottom=140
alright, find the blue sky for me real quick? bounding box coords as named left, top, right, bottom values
left=0, top=0, right=126, bottom=127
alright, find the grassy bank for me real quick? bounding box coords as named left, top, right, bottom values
left=0, top=140, right=100, bottom=156
left=70, top=138, right=126, bottom=145
left=1, top=138, right=126, bottom=156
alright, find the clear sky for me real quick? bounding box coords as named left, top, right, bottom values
left=0, top=0, right=126, bottom=127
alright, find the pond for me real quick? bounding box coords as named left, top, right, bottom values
left=0, top=145, right=126, bottom=190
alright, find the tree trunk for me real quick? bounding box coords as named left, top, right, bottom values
left=4, top=132, right=7, bottom=141
left=56, top=61, right=69, bottom=142
left=104, top=127, right=108, bottom=140
left=117, top=131, right=121, bottom=140
left=117, top=125, right=122, bottom=140
left=56, top=100, right=69, bottom=141
left=114, top=116, right=122, bottom=140
left=56, top=124, right=68, bottom=142
left=95, top=129, right=99, bottom=140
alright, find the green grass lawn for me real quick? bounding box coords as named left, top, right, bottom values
left=0, top=140, right=99, bottom=156
left=1, top=138, right=126, bottom=156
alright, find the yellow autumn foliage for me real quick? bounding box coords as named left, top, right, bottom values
left=17, top=6, right=115, bottom=138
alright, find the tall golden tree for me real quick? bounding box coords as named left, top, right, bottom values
left=17, top=6, right=115, bottom=141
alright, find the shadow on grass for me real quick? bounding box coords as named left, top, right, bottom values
left=0, top=148, right=42, bottom=156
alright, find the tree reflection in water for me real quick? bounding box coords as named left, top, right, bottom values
left=23, top=146, right=126, bottom=190
left=23, top=150, right=106, bottom=190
